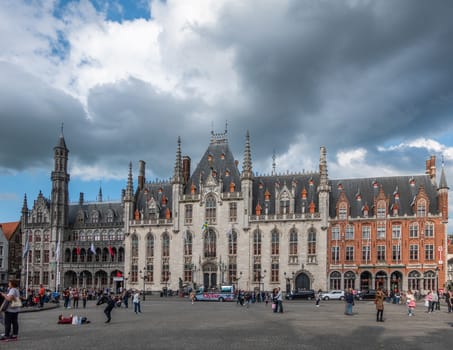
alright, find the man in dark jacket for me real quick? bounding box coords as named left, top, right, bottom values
left=97, top=293, right=116, bottom=323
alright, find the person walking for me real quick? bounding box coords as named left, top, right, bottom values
left=96, top=293, right=115, bottom=323
left=406, top=289, right=416, bottom=316
left=315, top=289, right=322, bottom=307
left=38, top=284, right=45, bottom=308
left=446, top=290, right=453, bottom=313
left=0, top=280, right=21, bottom=341
left=276, top=287, right=283, bottom=313
left=123, top=290, right=130, bottom=308
left=133, top=290, right=141, bottom=314
left=344, top=288, right=354, bottom=316
left=375, top=288, right=385, bottom=322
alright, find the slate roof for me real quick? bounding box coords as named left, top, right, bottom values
left=135, top=182, right=173, bottom=218
left=184, top=135, right=242, bottom=195
left=68, top=202, right=124, bottom=226
left=252, top=173, right=320, bottom=214
left=329, top=174, right=439, bottom=218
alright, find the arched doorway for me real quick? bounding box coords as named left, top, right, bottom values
left=202, top=263, right=217, bottom=290
left=360, top=271, right=372, bottom=291
left=390, top=271, right=403, bottom=293
left=375, top=271, right=388, bottom=290
left=63, top=270, right=77, bottom=288
left=294, top=272, right=311, bottom=291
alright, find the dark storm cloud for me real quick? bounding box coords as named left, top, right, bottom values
left=198, top=0, right=453, bottom=164
left=0, top=62, right=87, bottom=173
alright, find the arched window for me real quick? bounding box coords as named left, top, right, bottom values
left=131, top=234, right=139, bottom=258
left=253, top=229, right=261, bottom=255
left=91, top=210, right=99, bottom=224
left=228, top=230, right=237, bottom=255
left=146, top=233, right=154, bottom=258
left=102, top=248, right=109, bottom=262
left=72, top=248, right=78, bottom=263
left=102, top=230, right=108, bottom=241
left=205, top=194, right=217, bottom=224
left=94, top=230, right=101, bottom=241
left=162, top=232, right=170, bottom=257
left=271, top=230, right=279, bottom=255
left=80, top=248, right=86, bottom=263
left=329, top=271, right=341, bottom=290
left=408, top=270, right=421, bottom=291
left=289, top=229, right=298, bottom=255
left=64, top=249, right=71, bottom=263
left=184, top=231, right=192, bottom=256
left=203, top=228, right=216, bottom=258
left=424, top=222, right=434, bottom=237
left=423, top=270, right=436, bottom=290
left=106, top=209, right=114, bottom=223
left=308, top=230, right=316, bottom=255
left=344, top=271, right=356, bottom=290
left=117, top=248, right=124, bottom=262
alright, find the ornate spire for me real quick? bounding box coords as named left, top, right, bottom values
left=22, top=193, right=28, bottom=213
left=173, top=136, right=183, bottom=184
left=97, top=185, right=103, bottom=202
left=319, top=146, right=328, bottom=185
left=241, top=130, right=253, bottom=179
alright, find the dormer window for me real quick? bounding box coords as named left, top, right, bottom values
left=417, top=199, right=426, bottom=217
left=338, top=203, right=347, bottom=220
left=91, top=210, right=99, bottom=224
left=377, top=201, right=386, bottom=219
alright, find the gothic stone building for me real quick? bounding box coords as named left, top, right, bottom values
left=20, top=129, right=449, bottom=295
left=20, top=132, right=126, bottom=293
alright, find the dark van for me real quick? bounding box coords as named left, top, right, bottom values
left=285, top=290, right=315, bottom=300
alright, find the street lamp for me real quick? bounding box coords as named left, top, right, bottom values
left=283, top=272, right=294, bottom=295
left=235, top=271, right=243, bottom=291
left=140, top=267, right=146, bottom=301
left=435, top=266, right=439, bottom=292
left=259, top=270, right=266, bottom=302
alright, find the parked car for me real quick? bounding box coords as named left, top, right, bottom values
left=355, top=290, right=377, bottom=300
left=285, top=290, right=315, bottom=300
left=320, top=290, right=345, bottom=300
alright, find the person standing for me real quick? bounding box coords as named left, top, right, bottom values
left=123, top=290, right=130, bottom=308
left=425, top=290, right=433, bottom=313
left=315, top=289, right=322, bottom=307
left=446, top=290, right=453, bottom=313
left=406, top=289, right=416, bottom=316
left=276, top=287, right=283, bottom=313
left=81, top=289, right=88, bottom=309
left=38, top=284, right=45, bottom=308
left=72, top=288, right=79, bottom=309
left=133, top=290, right=141, bottom=314
left=0, top=280, right=21, bottom=341
left=375, top=288, right=385, bottom=322
left=344, top=288, right=354, bottom=315
left=430, top=290, right=438, bottom=312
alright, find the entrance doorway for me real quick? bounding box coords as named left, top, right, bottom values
left=294, top=273, right=310, bottom=291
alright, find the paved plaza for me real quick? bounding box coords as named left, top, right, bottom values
left=3, top=297, right=453, bottom=350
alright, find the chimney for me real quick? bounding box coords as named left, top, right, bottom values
left=182, top=156, right=191, bottom=185
left=79, top=192, right=84, bottom=206
left=138, top=160, right=146, bottom=191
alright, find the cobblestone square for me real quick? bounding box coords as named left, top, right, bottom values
left=4, top=297, right=453, bottom=350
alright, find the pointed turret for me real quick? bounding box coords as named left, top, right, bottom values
left=97, top=186, right=103, bottom=202
left=241, top=130, right=253, bottom=180
left=126, top=162, right=134, bottom=200
left=172, top=136, right=183, bottom=185
left=317, top=146, right=330, bottom=230
left=21, top=193, right=28, bottom=224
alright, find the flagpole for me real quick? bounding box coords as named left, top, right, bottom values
left=25, top=254, right=29, bottom=299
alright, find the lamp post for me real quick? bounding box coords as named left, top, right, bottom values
left=235, top=271, right=242, bottom=291
left=435, top=266, right=439, bottom=292
left=219, top=260, right=227, bottom=287
left=140, top=267, right=146, bottom=301
left=283, top=272, right=295, bottom=295
left=260, top=270, right=266, bottom=302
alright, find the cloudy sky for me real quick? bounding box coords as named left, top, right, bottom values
left=0, top=0, right=452, bottom=229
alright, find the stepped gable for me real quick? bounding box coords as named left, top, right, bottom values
left=68, top=201, right=124, bottom=226
left=184, top=132, right=241, bottom=195
left=329, top=174, right=438, bottom=218
left=135, top=181, right=173, bottom=219
left=252, top=173, right=321, bottom=215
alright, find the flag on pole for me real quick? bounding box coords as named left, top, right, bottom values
left=76, top=247, right=81, bottom=255
left=109, top=246, right=114, bottom=257
left=90, top=243, right=96, bottom=255
left=22, top=237, right=30, bottom=258
left=202, top=221, right=208, bottom=232
left=55, top=240, right=61, bottom=262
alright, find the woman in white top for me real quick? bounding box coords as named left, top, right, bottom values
left=0, top=279, right=21, bottom=341
left=133, top=291, right=141, bottom=314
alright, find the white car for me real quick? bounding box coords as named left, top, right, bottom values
left=320, top=290, right=345, bottom=300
